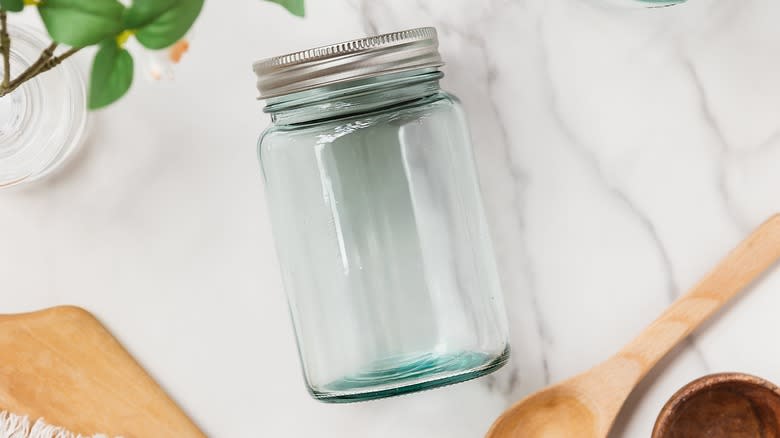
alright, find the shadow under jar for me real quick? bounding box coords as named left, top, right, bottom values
left=254, top=27, right=510, bottom=403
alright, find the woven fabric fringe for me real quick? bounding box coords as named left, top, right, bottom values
left=0, top=411, right=112, bottom=438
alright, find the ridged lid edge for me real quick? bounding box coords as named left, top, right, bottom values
left=252, top=27, right=438, bottom=74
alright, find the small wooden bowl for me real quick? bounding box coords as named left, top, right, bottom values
left=653, top=373, right=780, bottom=438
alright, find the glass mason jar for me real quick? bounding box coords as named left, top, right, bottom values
left=254, top=28, right=509, bottom=402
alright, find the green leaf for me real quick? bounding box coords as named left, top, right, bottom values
left=266, top=0, right=304, bottom=17
left=88, top=39, right=133, bottom=110
left=135, top=0, right=203, bottom=50
left=0, top=0, right=24, bottom=13
left=122, top=0, right=177, bottom=29
left=38, top=0, right=125, bottom=46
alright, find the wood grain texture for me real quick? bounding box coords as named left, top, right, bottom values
left=486, top=214, right=780, bottom=438
left=0, top=306, right=204, bottom=437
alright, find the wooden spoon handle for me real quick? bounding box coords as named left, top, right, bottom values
left=617, top=214, right=780, bottom=379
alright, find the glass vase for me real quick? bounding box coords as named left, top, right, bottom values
left=0, top=23, right=88, bottom=189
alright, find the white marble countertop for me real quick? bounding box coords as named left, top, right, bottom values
left=4, top=0, right=780, bottom=436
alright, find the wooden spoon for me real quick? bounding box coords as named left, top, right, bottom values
left=486, top=214, right=780, bottom=438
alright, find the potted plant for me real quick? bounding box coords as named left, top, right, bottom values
left=0, top=0, right=303, bottom=188
left=0, top=0, right=304, bottom=108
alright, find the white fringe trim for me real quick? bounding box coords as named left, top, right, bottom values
left=0, top=411, right=114, bottom=438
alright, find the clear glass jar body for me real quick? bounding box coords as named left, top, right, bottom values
left=258, top=69, right=509, bottom=402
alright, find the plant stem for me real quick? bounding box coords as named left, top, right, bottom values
left=0, top=46, right=81, bottom=97
left=0, top=10, right=10, bottom=89
left=10, top=42, right=57, bottom=85
left=33, top=46, right=79, bottom=77
left=0, top=12, right=82, bottom=98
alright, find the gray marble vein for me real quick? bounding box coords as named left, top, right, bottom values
left=682, top=59, right=752, bottom=233
left=475, top=32, right=553, bottom=392
left=537, top=13, right=711, bottom=372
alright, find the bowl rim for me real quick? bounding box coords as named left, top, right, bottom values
left=652, top=372, right=780, bottom=438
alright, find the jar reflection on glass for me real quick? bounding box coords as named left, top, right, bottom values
left=254, top=28, right=509, bottom=402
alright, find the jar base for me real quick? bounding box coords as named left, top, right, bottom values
left=310, top=346, right=510, bottom=403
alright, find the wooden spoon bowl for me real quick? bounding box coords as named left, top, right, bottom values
left=653, top=373, right=780, bottom=438
left=489, top=387, right=597, bottom=437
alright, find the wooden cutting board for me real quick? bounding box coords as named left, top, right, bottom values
left=0, top=306, right=205, bottom=437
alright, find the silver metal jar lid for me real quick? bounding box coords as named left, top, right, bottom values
left=253, top=27, right=443, bottom=99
